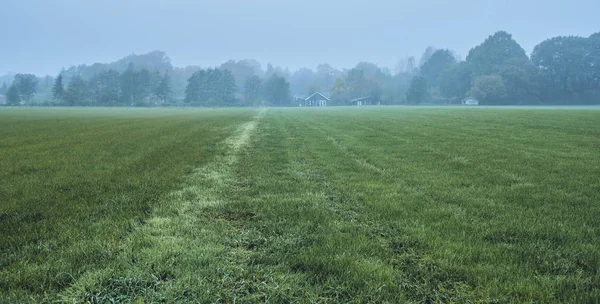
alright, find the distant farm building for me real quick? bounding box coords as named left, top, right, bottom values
left=0, top=94, right=5, bottom=105
left=296, top=92, right=329, bottom=107
left=462, top=98, right=479, bottom=105
left=350, top=96, right=379, bottom=106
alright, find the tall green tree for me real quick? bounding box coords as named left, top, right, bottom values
left=263, top=74, right=291, bottom=106
left=329, top=76, right=348, bottom=105
left=290, top=68, right=317, bottom=95
left=590, top=33, right=600, bottom=95
left=406, top=76, right=428, bottom=104
left=466, top=31, right=528, bottom=76
left=89, top=70, right=120, bottom=106
left=120, top=63, right=136, bottom=105
left=498, top=58, right=541, bottom=104
left=468, top=75, right=507, bottom=105
left=531, top=35, right=596, bottom=103
left=315, top=63, right=339, bottom=93
left=185, top=68, right=236, bottom=105
left=346, top=68, right=369, bottom=98
left=185, top=70, right=204, bottom=103
left=0, top=82, right=7, bottom=95
left=155, top=72, right=172, bottom=104
left=420, top=49, right=457, bottom=88
left=244, top=75, right=262, bottom=106
left=217, top=69, right=237, bottom=105
left=52, top=74, right=65, bottom=101
left=64, top=76, right=88, bottom=106
left=6, top=85, right=21, bottom=105
left=418, top=46, right=437, bottom=67
left=13, top=74, right=38, bottom=102
left=438, top=62, right=472, bottom=101
left=220, top=59, right=262, bottom=92
left=132, top=68, right=152, bottom=106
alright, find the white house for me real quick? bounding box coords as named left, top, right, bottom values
left=462, top=98, right=479, bottom=105
left=300, top=92, right=329, bottom=107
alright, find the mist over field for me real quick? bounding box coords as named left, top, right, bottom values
left=2, top=1, right=600, bottom=303
left=0, top=0, right=599, bottom=107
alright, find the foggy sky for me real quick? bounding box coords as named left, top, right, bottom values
left=1, top=0, right=599, bottom=76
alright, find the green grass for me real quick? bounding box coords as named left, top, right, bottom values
left=1, top=107, right=599, bottom=302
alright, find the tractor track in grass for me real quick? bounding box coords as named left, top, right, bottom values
left=59, top=109, right=266, bottom=303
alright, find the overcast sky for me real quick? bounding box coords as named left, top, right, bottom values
left=1, top=0, right=599, bottom=76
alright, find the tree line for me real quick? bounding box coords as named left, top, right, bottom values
left=1, top=63, right=172, bottom=107
left=1, top=30, right=598, bottom=106
left=404, top=31, right=600, bottom=105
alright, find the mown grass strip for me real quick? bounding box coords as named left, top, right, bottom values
left=59, top=109, right=266, bottom=303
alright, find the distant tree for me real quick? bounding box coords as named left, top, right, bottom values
left=346, top=68, right=369, bottom=98
left=89, top=70, right=120, bottom=106
left=531, top=35, right=596, bottom=104
left=118, top=63, right=154, bottom=106
left=64, top=76, right=88, bottom=106
left=420, top=49, right=457, bottom=88
left=120, top=63, right=136, bottom=105
left=329, top=76, right=348, bottom=105
left=498, top=58, right=542, bottom=104
left=0, top=82, right=8, bottom=95
left=263, top=74, right=291, bottom=106
left=38, top=76, right=54, bottom=99
left=220, top=59, right=262, bottom=92
left=438, top=62, right=472, bottom=101
left=0, top=82, right=7, bottom=95
left=468, top=75, right=507, bottom=105
left=155, top=72, right=172, bottom=104
left=290, top=68, right=317, bottom=95
left=419, top=46, right=437, bottom=68
left=6, top=85, right=21, bottom=105
left=466, top=31, right=528, bottom=76
left=369, top=84, right=383, bottom=104
left=307, top=84, right=321, bottom=95
left=133, top=68, right=152, bottom=105
left=60, top=51, right=173, bottom=83
left=315, top=63, right=339, bottom=91
left=185, top=70, right=204, bottom=103
left=171, top=65, right=202, bottom=99
left=590, top=33, right=600, bottom=96
left=406, top=76, right=428, bottom=104
left=185, top=68, right=236, bottom=105
left=395, top=56, right=417, bottom=75
left=264, top=63, right=291, bottom=80
left=244, top=75, right=262, bottom=106
left=354, top=62, right=384, bottom=80
left=52, top=74, right=65, bottom=101
left=218, top=69, right=237, bottom=105
left=13, top=74, right=38, bottom=102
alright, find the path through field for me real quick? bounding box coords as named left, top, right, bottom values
left=61, top=108, right=268, bottom=302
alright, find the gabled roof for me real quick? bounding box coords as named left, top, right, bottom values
left=305, top=92, right=330, bottom=101
left=350, top=96, right=370, bottom=102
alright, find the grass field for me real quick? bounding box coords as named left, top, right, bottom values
left=1, top=107, right=599, bottom=303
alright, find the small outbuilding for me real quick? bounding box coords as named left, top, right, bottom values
left=0, top=94, right=5, bottom=105
left=293, top=95, right=306, bottom=106
left=302, top=92, right=329, bottom=107
left=350, top=96, right=377, bottom=106
left=462, top=98, right=479, bottom=105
